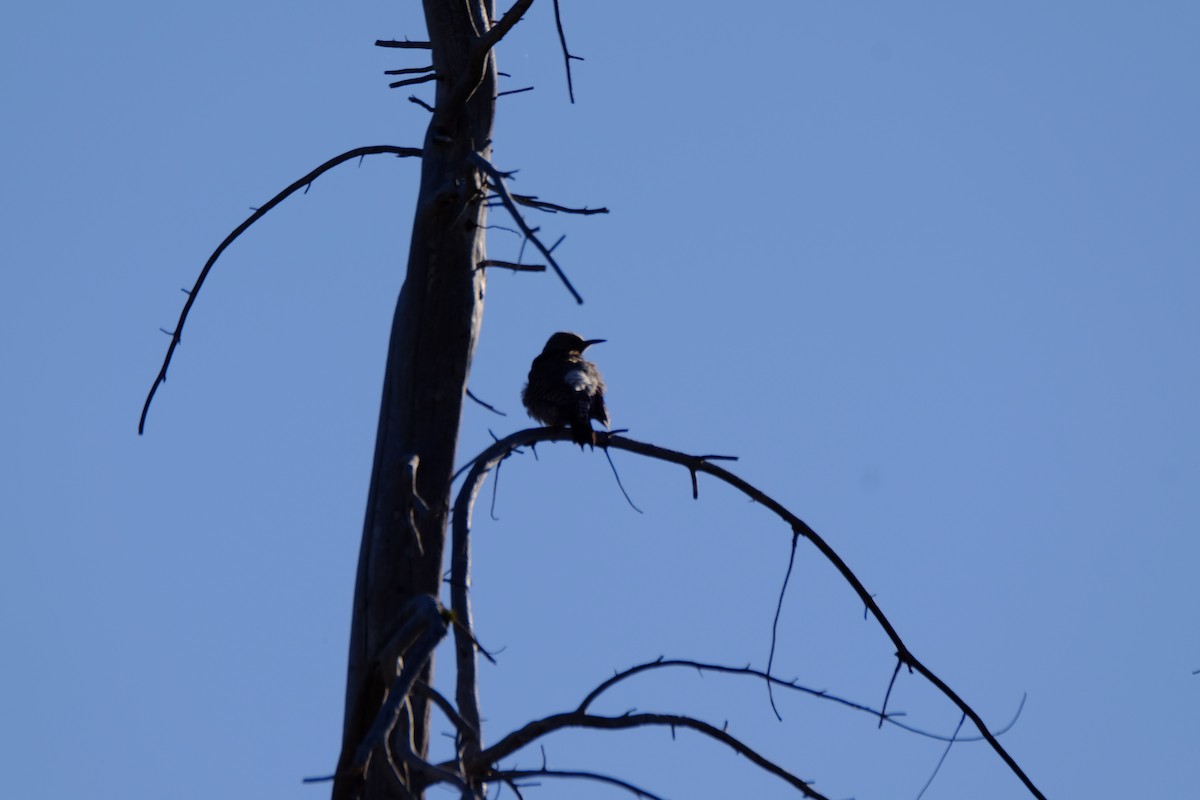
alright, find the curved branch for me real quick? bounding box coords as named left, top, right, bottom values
left=352, top=595, right=450, bottom=774
left=491, top=768, right=665, bottom=800
left=450, top=427, right=1046, bottom=800
left=138, top=145, right=422, bottom=434
left=576, top=658, right=1024, bottom=743
left=599, top=434, right=1046, bottom=800
left=471, top=711, right=830, bottom=800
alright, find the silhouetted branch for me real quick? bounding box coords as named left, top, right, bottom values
left=449, top=427, right=1046, bottom=800
left=138, top=145, right=421, bottom=434
left=390, top=73, right=438, bottom=89
left=440, top=0, right=534, bottom=116
left=575, top=657, right=1022, bottom=743
left=496, top=86, right=535, bottom=97
left=603, top=447, right=643, bottom=513
left=916, top=714, right=968, bottom=800
left=409, top=95, right=435, bottom=112
left=551, top=0, right=582, bottom=103
left=880, top=658, right=904, bottom=728
left=767, top=530, right=800, bottom=720
left=375, top=40, right=432, bottom=49
left=471, top=711, right=829, bottom=800
left=385, top=65, right=436, bottom=76
left=491, top=768, right=665, bottom=800
left=415, top=681, right=477, bottom=740
left=477, top=259, right=545, bottom=273
left=470, top=153, right=584, bottom=303
left=481, top=0, right=535, bottom=54
left=465, top=388, right=506, bottom=416
left=596, top=433, right=1047, bottom=800
left=351, top=595, right=449, bottom=775
left=507, top=191, right=609, bottom=215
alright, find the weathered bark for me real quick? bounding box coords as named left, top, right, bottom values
left=333, top=2, right=498, bottom=798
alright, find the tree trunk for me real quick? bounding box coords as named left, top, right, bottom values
left=333, top=2, right=496, bottom=798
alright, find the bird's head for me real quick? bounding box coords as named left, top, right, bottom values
left=541, top=331, right=605, bottom=355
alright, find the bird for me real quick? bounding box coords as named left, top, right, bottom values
left=522, top=331, right=609, bottom=448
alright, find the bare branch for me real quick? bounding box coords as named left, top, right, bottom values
left=551, top=0, right=582, bottom=103
left=916, top=713, right=967, bottom=800
left=376, top=40, right=432, bottom=49
left=602, top=447, right=642, bottom=513
left=596, top=433, right=1047, bottom=800
left=385, top=65, right=436, bottom=76
left=507, top=191, right=609, bottom=215
left=415, top=681, right=476, bottom=741
left=449, top=427, right=1046, bottom=800
left=390, top=73, right=438, bottom=89
left=138, top=145, right=421, bottom=434
left=879, top=658, right=904, bottom=729
left=352, top=595, right=450, bottom=774
left=441, top=0, right=534, bottom=115
left=477, top=259, right=546, bottom=273
left=767, top=530, right=800, bottom=720
left=409, top=95, right=435, bottom=112
left=470, top=153, right=584, bottom=304
left=465, top=388, right=507, bottom=416
left=472, top=711, right=830, bottom=800
left=480, top=0, right=535, bottom=54
left=491, top=768, right=665, bottom=800
left=496, top=86, right=535, bottom=98
left=574, top=657, right=1021, bottom=743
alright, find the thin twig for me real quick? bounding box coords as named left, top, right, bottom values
left=915, top=713, right=967, bottom=800
left=375, top=40, right=432, bottom=49
left=492, top=769, right=665, bottom=800
left=550, top=0, right=582, bottom=103
left=767, top=530, right=800, bottom=720
left=497, top=86, right=535, bottom=97
left=409, top=95, right=435, bottom=112
left=466, top=388, right=507, bottom=416
left=138, top=145, right=421, bottom=434
left=489, top=458, right=503, bottom=521
left=603, top=446, right=642, bottom=513
left=415, top=681, right=477, bottom=740
left=477, top=259, right=546, bottom=273
left=508, top=191, right=609, bottom=215
left=574, top=658, right=1014, bottom=742
left=880, top=658, right=903, bottom=729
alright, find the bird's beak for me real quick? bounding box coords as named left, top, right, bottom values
left=582, top=338, right=606, bottom=349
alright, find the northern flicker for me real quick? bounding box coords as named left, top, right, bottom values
left=522, top=331, right=609, bottom=447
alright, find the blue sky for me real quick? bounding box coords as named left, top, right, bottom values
left=3, top=2, right=1198, bottom=798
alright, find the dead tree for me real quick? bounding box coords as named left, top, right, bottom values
left=140, top=2, right=1048, bottom=799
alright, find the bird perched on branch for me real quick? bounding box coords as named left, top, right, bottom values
left=522, top=331, right=609, bottom=448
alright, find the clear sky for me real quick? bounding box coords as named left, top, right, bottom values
left=3, top=2, right=1198, bottom=798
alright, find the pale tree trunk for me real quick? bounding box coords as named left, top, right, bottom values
left=333, top=2, right=498, bottom=798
